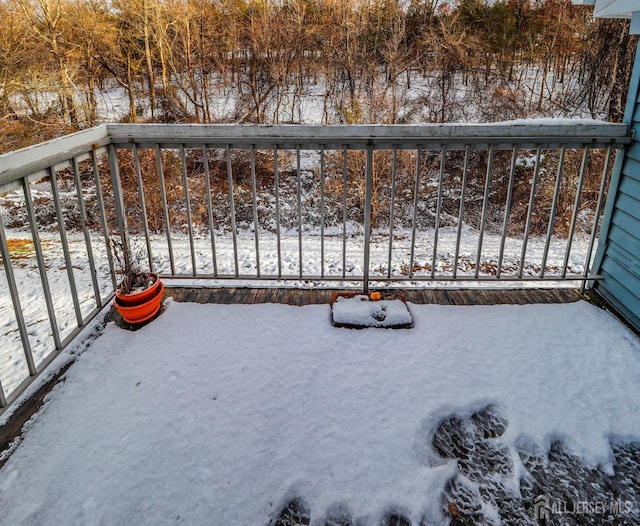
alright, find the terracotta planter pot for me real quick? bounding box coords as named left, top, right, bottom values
left=115, top=273, right=162, bottom=307
left=115, top=275, right=165, bottom=325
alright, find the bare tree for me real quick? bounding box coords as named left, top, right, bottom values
left=18, top=0, right=78, bottom=124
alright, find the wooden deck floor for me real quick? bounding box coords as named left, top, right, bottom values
left=164, top=287, right=584, bottom=306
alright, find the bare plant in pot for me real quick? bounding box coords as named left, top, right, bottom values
left=111, top=237, right=164, bottom=325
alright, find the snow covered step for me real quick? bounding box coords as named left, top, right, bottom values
left=331, top=293, right=413, bottom=329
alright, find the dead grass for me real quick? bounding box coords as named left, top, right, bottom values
left=5, top=238, right=35, bottom=259
left=0, top=117, right=79, bottom=155
left=0, top=238, right=54, bottom=266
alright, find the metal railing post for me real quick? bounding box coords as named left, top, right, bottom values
left=476, top=146, right=495, bottom=278
left=342, top=147, right=349, bottom=280
left=202, top=145, right=218, bottom=277
left=274, top=146, right=282, bottom=279
left=49, top=166, right=83, bottom=328
left=250, top=145, right=261, bottom=278
left=133, top=144, right=154, bottom=272
left=108, top=143, right=129, bottom=269
left=320, top=147, right=326, bottom=279
left=562, top=146, right=590, bottom=278
left=156, top=144, right=175, bottom=275
left=0, top=212, right=37, bottom=376
left=22, top=178, right=61, bottom=350
left=453, top=145, right=471, bottom=279
left=180, top=145, right=197, bottom=276
left=497, top=146, right=518, bottom=279
left=409, top=147, right=422, bottom=279
left=0, top=377, right=6, bottom=408
left=90, top=150, right=117, bottom=290
left=387, top=147, right=398, bottom=279
left=226, top=145, right=239, bottom=277
left=540, top=147, right=566, bottom=278
left=582, top=146, right=614, bottom=292
left=518, top=147, right=542, bottom=278
left=72, top=157, right=102, bottom=308
left=432, top=145, right=447, bottom=279
left=296, top=146, right=303, bottom=279
left=363, top=144, right=374, bottom=293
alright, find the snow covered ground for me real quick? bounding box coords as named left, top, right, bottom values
left=0, top=299, right=639, bottom=525
left=9, top=66, right=603, bottom=127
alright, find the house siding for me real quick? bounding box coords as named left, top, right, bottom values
left=595, top=41, right=640, bottom=331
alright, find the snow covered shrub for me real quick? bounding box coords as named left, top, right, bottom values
left=112, top=147, right=184, bottom=234
left=506, top=148, right=610, bottom=239
left=0, top=190, right=29, bottom=229
left=481, top=84, right=528, bottom=122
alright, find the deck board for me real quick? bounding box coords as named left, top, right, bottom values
left=164, top=287, right=582, bottom=306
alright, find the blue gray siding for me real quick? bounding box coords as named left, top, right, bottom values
left=594, top=41, right=640, bottom=330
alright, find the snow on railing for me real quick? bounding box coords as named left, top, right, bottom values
left=0, top=122, right=632, bottom=413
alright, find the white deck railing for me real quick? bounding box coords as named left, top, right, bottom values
left=0, top=122, right=632, bottom=412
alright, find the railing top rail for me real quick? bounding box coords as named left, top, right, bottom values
left=0, top=121, right=631, bottom=192
left=106, top=121, right=631, bottom=150
left=0, top=125, right=110, bottom=192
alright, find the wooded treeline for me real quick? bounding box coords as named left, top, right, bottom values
left=0, top=0, right=636, bottom=152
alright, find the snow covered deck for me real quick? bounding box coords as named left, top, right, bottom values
left=1, top=291, right=640, bottom=525
left=2, top=123, right=640, bottom=524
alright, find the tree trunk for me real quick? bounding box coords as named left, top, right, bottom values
left=609, top=24, right=636, bottom=123
left=127, top=53, right=138, bottom=122
left=143, top=0, right=156, bottom=119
